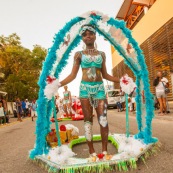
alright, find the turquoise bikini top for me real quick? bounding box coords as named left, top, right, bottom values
left=64, top=91, right=69, bottom=97
left=80, top=51, right=103, bottom=68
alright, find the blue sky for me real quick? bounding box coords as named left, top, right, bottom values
left=0, top=0, right=123, bottom=96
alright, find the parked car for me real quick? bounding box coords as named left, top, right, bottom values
left=106, top=89, right=120, bottom=108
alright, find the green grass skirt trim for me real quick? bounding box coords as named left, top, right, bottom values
left=32, top=157, right=138, bottom=173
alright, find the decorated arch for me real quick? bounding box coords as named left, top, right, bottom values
left=30, top=11, right=158, bottom=170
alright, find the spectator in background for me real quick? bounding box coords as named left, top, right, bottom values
left=30, top=99, right=37, bottom=121
left=55, top=95, right=60, bottom=116
left=16, top=98, right=22, bottom=122
left=1, top=96, right=9, bottom=123
left=0, top=102, right=5, bottom=125
left=0, top=96, right=4, bottom=107
left=153, top=95, right=159, bottom=110
left=25, top=99, right=30, bottom=116
left=21, top=99, right=26, bottom=117
left=153, top=71, right=169, bottom=116
left=13, top=101, right=17, bottom=118
left=116, top=87, right=122, bottom=112
left=116, top=100, right=122, bottom=112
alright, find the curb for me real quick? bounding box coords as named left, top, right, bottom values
left=0, top=117, right=31, bottom=128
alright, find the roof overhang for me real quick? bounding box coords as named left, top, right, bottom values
left=116, top=0, right=156, bottom=20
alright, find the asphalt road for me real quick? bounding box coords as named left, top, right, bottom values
left=0, top=110, right=173, bottom=173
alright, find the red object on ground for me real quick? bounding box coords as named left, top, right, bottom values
left=97, top=153, right=105, bottom=160
left=60, top=125, right=66, bottom=131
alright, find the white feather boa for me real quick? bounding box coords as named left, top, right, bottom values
left=111, top=135, right=147, bottom=160
left=44, top=76, right=61, bottom=100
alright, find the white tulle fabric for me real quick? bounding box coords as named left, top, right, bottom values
left=48, top=145, right=75, bottom=164
left=111, top=134, right=148, bottom=160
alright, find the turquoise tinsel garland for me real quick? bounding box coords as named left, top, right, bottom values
left=30, top=17, right=84, bottom=159
left=135, top=76, right=143, bottom=136
left=107, top=17, right=157, bottom=144
left=54, top=35, right=81, bottom=78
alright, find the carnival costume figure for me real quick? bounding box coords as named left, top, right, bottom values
left=63, top=85, right=72, bottom=118
left=59, top=24, right=119, bottom=160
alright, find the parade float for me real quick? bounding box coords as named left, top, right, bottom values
left=29, top=11, right=159, bottom=172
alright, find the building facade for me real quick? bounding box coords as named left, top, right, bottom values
left=112, top=0, right=173, bottom=100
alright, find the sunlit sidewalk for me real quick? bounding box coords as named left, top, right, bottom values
left=0, top=115, right=31, bottom=128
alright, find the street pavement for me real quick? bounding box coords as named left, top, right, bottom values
left=0, top=106, right=173, bottom=173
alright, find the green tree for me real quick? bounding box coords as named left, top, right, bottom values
left=0, top=33, right=47, bottom=101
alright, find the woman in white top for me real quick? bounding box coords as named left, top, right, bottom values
left=153, top=71, right=169, bottom=115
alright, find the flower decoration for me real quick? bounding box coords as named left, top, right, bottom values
left=122, top=76, right=129, bottom=85
left=63, top=34, right=70, bottom=46
left=120, top=74, right=136, bottom=95
left=79, top=11, right=110, bottom=23
left=97, top=153, right=105, bottom=160
left=46, top=76, right=56, bottom=84
left=90, top=11, right=96, bottom=16
left=44, top=76, right=61, bottom=100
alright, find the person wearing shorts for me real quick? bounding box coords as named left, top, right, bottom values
left=30, top=100, right=37, bottom=121
left=16, top=98, right=22, bottom=122
left=153, top=71, right=169, bottom=116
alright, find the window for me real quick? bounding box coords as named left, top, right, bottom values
left=108, top=91, right=119, bottom=97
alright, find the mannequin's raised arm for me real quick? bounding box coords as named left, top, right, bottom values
left=59, top=52, right=81, bottom=87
